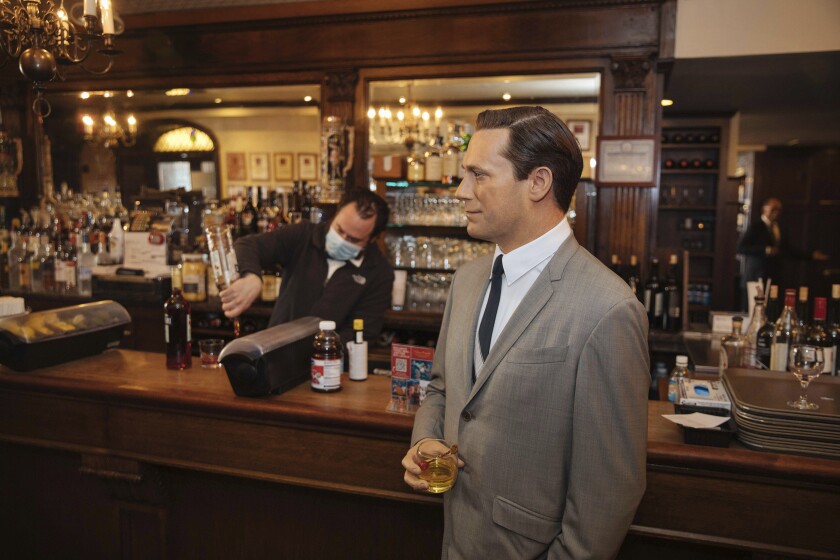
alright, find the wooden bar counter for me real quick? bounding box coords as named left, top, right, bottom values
left=1, top=350, right=838, bottom=559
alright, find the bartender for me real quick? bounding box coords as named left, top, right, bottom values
left=220, top=190, right=394, bottom=345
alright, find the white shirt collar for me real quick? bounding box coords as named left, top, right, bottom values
left=493, top=218, right=573, bottom=285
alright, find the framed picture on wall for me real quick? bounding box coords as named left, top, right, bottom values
left=595, top=136, right=658, bottom=187
left=567, top=120, right=592, bottom=152
left=249, top=153, right=270, bottom=181
left=273, top=152, right=294, bottom=181
left=226, top=152, right=247, bottom=181
left=297, top=153, right=318, bottom=181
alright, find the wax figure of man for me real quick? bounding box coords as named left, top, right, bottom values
left=402, top=106, right=649, bottom=559
left=221, top=190, right=394, bottom=345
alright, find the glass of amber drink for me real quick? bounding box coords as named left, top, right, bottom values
left=417, top=439, right=458, bottom=494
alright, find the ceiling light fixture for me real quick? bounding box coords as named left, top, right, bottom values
left=304, top=95, right=312, bottom=102
left=0, top=0, right=124, bottom=117
left=81, top=110, right=137, bottom=148
left=165, top=88, right=190, bottom=97
left=661, top=99, right=674, bottom=107
left=502, top=93, right=511, bottom=101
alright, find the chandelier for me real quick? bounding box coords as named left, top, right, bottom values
left=0, top=1, right=123, bottom=117
left=82, top=110, right=136, bottom=148
left=368, top=84, right=444, bottom=148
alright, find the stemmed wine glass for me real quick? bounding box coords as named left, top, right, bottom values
left=787, top=344, right=825, bottom=410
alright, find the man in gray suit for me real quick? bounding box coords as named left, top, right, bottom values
left=402, top=107, right=649, bottom=559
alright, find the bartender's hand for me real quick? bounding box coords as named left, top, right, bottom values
left=402, top=439, right=464, bottom=492
left=220, top=273, right=262, bottom=318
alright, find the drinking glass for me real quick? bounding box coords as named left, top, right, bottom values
left=787, top=344, right=825, bottom=410
left=199, top=339, right=225, bottom=368
left=417, top=439, right=459, bottom=494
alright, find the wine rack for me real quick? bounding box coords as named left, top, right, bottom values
left=657, top=117, right=733, bottom=325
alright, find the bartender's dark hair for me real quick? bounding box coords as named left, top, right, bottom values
left=475, top=106, right=583, bottom=213
left=339, top=189, right=390, bottom=239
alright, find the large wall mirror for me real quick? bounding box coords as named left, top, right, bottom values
left=43, top=84, right=322, bottom=203
left=367, top=73, right=600, bottom=184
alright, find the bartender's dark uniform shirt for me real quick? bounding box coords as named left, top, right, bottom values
left=235, top=221, right=394, bottom=345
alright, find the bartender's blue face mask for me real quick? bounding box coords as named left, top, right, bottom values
left=325, top=227, right=363, bottom=261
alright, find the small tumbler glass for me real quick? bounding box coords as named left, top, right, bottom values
left=199, top=339, right=225, bottom=369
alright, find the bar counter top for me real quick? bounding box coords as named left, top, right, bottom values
left=1, top=350, right=839, bottom=558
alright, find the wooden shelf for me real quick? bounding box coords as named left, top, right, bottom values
left=661, top=169, right=719, bottom=175
left=383, top=309, right=443, bottom=331
left=659, top=205, right=717, bottom=212
left=661, top=143, right=720, bottom=149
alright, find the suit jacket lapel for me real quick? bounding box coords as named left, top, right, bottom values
left=468, top=236, right=580, bottom=400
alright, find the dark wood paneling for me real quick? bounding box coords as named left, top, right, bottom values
left=753, top=147, right=840, bottom=294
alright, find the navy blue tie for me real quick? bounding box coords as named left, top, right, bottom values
left=478, top=255, right=505, bottom=361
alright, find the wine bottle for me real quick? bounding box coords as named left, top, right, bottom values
left=829, top=284, right=840, bottom=376
left=627, top=255, right=641, bottom=301
left=770, top=289, right=798, bottom=372
left=795, top=286, right=810, bottom=329
left=662, top=254, right=681, bottom=332
left=766, top=285, right=781, bottom=323
left=165, top=266, right=192, bottom=370
left=77, top=230, right=95, bottom=297
left=808, top=297, right=835, bottom=375
left=745, top=293, right=769, bottom=369
left=644, top=257, right=662, bottom=328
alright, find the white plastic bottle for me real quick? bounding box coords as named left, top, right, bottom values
left=668, top=355, right=690, bottom=404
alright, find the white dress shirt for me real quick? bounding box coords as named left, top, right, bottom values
left=474, top=218, right=573, bottom=374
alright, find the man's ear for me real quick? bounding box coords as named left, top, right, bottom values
left=527, top=167, right=553, bottom=203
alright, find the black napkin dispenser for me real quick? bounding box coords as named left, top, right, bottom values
left=218, top=316, right=321, bottom=397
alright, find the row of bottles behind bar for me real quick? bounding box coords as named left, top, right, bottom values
left=726, top=284, right=840, bottom=376
left=0, top=181, right=326, bottom=297
left=610, top=254, right=684, bottom=332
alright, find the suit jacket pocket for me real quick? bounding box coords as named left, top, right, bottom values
left=505, top=345, right=568, bottom=364
left=492, top=496, right=562, bottom=544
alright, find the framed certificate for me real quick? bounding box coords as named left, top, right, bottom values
left=297, top=153, right=318, bottom=181
left=273, top=152, right=294, bottom=181
left=226, top=152, right=247, bottom=181
left=249, top=152, right=270, bottom=181
left=596, top=136, right=658, bottom=187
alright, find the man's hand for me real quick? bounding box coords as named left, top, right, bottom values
left=402, top=439, right=464, bottom=492
left=813, top=250, right=830, bottom=261
left=220, top=274, right=262, bottom=318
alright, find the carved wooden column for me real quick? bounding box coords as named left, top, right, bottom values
left=322, top=69, right=359, bottom=191
left=597, top=53, right=663, bottom=273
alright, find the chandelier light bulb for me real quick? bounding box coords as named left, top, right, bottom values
left=399, top=97, right=406, bottom=105
left=421, top=111, right=430, bottom=122
left=367, top=107, right=376, bottom=119
left=397, top=111, right=405, bottom=121
left=412, top=106, right=421, bottom=118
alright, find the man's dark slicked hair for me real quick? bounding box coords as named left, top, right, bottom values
left=475, top=106, right=583, bottom=213
left=338, top=189, right=391, bottom=240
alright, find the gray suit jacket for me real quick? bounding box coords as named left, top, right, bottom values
left=412, top=235, right=649, bottom=560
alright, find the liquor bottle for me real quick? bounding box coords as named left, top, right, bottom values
left=77, top=230, right=95, bottom=297
left=59, top=232, right=78, bottom=295
left=108, top=217, right=124, bottom=265
left=627, top=255, right=641, bottom=301
left=407, top=143, right=426, bottom=182
left=424, top=137, right=443, bottom=183
left=643, top=257, right=663, bottom=328
left=769, top=289, right=798, bottom=372
left=256, top=187, right=271, bottom=233
left=18, top=230, right=33, bottom=293
left=0, top=225, right=9, bottom=291
left=795, top=286, right=810, bottom=330
left=753, top=294, right=774, bottom=370
left=766, top=284, right=781, bottom=323
left=239, top=187, right=258, bottom=237
left=720, top=316, right=745, bottom=376
left=662, top=254, right=682, bottom=332
left=41, top=235, right=55, bottom=294
left=441, top=124, right=460, bottom=185
left=28, top=231, right=45, bottom=293
left=609, top=254, right=621, bottom=277
left=164, top=266, right=192, bottom=370
left=311, top=320, right=342, bottom=392
left=7, top=228, right=23, bottom=291
left=808, top=297, right=835, bottom=375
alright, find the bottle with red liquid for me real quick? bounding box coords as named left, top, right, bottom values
left=311, top=320, right=343, bottom=392
left=165, top=266, right=192, bottom=370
